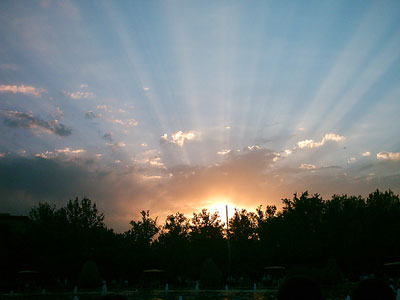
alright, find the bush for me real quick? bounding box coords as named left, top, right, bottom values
left=200, top=258, right=222, bottom=288
left=78, top=260, right=102, bottom=288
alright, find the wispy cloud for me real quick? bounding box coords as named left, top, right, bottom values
left=299, top=163, right=316, bottom=170
left=247, top=145, right=261, bottom=151
left=145, top=157, right=165, bottom=168
left=56, top=107, right=64, bottom=119
left=3, top=110, right=72, bottom=136
left=361, top=151, right=371, bottom=157
left=377, top=151, right=400, bottom=161
left=348, top=157, right=356, bottom=164
left=0, top=84, right=46, bottom=97
left=96, top=105, right=112, bottom=112
left=133, top=149, right=166, bottom=169
left=106, top=142, right=127, bottom=152
left=297, top=133, right=345, bottom=149
left=101, top=131, right=127, bottom=151
left=0, top=63, right=19, bottom=71
left=112, top=118, right=138, bottom=127
left=217, top=149, right=232, bottom=156
left=35, top=148, right=86, bottom=159
left=64, top=91, right=94, bottom=99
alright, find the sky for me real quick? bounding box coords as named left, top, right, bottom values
left=0, top=0, right=399, bottom=231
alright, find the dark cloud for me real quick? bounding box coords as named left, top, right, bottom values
left=3, top=111, right=72, bottom=136
left=101, top=132, right=127, bottom=152
left=85, top=111, right=101, bottom=119
left=103, top=132, right=113, bottom=143
left=0, top=156, right=91, bottom=198
left=53, top=123, right=72, bottom=136
left=0, top=155, right=162, bottom=231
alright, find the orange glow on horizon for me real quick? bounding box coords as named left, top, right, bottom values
left=204, top=197, right=243, bottom=223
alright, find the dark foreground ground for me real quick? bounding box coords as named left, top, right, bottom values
left=0, top=287, right=350, bottom=300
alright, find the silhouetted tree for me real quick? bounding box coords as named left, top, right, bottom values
left=228, top=209, right=258, bottom=276
left=122, top=210, right=159, bottom=278
left=62, top=197, right=105, bottom=230
left=125, top=210, right=159, bottom=247
left=155, top=213, right=190, bottom=278
left=188, top=209, right=225, bottom=278
left=3, top=189, right=399, bottom=289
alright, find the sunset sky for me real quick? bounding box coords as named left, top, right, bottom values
left=1, top=0, right=399, bottom=231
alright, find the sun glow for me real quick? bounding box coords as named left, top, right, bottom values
left=206, top=198, right=237, bottom=224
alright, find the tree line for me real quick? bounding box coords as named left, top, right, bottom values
left=1, top=189, right=399, bottom=290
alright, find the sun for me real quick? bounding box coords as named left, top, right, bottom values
left=206, top=197, right=237, bottom=223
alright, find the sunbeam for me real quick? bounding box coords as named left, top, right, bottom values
left=0, top=0, right=399, bottom=231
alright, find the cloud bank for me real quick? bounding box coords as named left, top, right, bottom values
left=0, top=143, right=399, bottom=232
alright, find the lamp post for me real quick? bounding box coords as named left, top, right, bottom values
left=226, top=205, right=232, bottom=280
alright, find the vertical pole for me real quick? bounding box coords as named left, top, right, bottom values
left=226, top=205, right=232, bottom=280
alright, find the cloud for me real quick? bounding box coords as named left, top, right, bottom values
left=0, top=84, right=46, bottom=97
left=148, top=157, right=164, bottom=167
left=377, top=151, right=400, bottom=161
left=297, top=133, right=345, bottom=149
left=112, top=119, right=138, bottom=127
left=247, top=145, right=261, bottom=151
left=96, top=105, right=112, bottom=112
left=217, top=149, right=232, bottom=156
left=106, top=141, right=127, bottom=151
left=348, top=157, right=356, bottom=164
left=85, top=111, right=102, bottom=119
left=0, top=156, right=93, bottom=203
left=0, top=154, right=171, bottom=231
left=35, top=148, right=86, bottom=159
left=161, top=131, right=198, bottom=147
left=299, top=163, right=316, bottom=170
left=160, top=134, right=168, bottom=143
left=64, top=91, right=94, bottom=99
left=0, top=63, right=19, bottom=71
left=3, top=110, right=72, bottom=136
left=361, top=151, right=371, bottom=157
left=133, top=149, right=166, bottom=169
left=1, top=142, right=399, bottom=232
left=102, top=132, right=127, bottom=151
left=284, top=149, right=293, bottom=155
left=141, top=175, right=162, bottom=180
left=158, top=148, right=281, bottom=212
left=103, top=132, right=113, bottom=143
left=56, top=107, right=64, bottom=119
left=55, top=148, right=86, bottom=155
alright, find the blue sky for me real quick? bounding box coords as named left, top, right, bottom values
left=0, top=0, right=399, bottom=230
